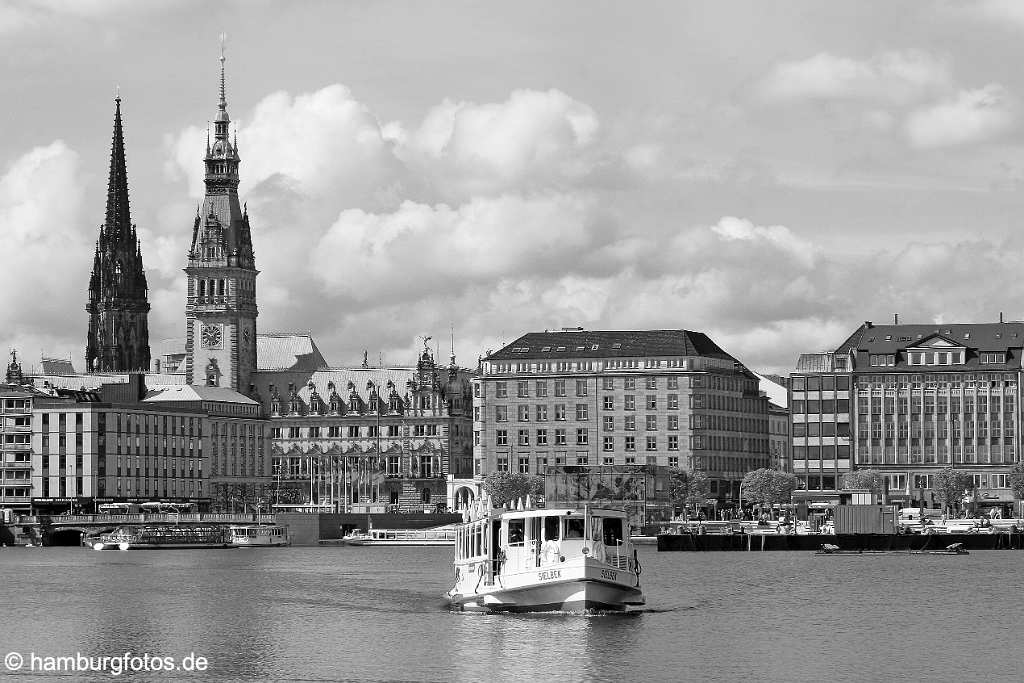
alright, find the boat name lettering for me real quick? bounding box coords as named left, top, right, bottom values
left=600, top=569, right=618, bottom=581
left=537, top=570, right=561, bottom=581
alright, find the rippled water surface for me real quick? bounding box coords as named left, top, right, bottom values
left=1, top=546, right=1022, bottom=681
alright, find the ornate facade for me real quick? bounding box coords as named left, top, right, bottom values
left=254, top=349, right=474, bottom=512
left=184, top=49, right=258, bottom=394
left=85, top=96, right=151, bottom=373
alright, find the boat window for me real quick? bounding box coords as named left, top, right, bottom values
left=544, top=516, right=560, bottom=541
left=564, top=518, right=585, bottom=539
left=603, top=518, right=623, bottom=546
left=507, top=519, right=525, bottom=546
left=590, top=517, right=602, bottom=543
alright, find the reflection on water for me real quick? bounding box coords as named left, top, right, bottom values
left=1, top=547, right=1021, bottom=682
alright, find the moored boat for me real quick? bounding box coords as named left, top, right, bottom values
left=92, top=525, right=232, bottom=550
left=341, top=525, right=456, bottom=546
left=229, top=524, right=290, bottom=547
left=446, top=495, right=645, bottom=613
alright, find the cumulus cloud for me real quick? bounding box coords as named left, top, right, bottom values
left=758, top=50, right=950, bottom=104
left=397, top=89, right=600, bottom=200
left=0, top=141, right=92, bottom=366
left=905, top=84, right=1016, bottom=148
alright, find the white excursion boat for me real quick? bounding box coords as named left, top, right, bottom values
left=229, top=524, right=290, bottom=547
left=447, top=495, right=645, bottom=613
left=92, top=525, right=232, bottom=550
left=341, top=525, right=456, bottom=546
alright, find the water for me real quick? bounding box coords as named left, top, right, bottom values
left=1, top=546, right=1021, bottom=681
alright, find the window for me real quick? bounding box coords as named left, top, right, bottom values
left=869, top=354, right=896, bottom=367
left=576, top=453, right=589, bottom=466
left=555, top=429, right=567, bottom=446
left=495, top=382, right=507, bottom=398
left=603, top=416, right=614, bottom=431
left=496, top=430, right=508, bottom=446
left=624, top=378, right=636, bottom=390
left=667, top=377, right=679, bottom=390
left=554, top=404, right=567, bottom=421
left=624, top=395, right=635, bottom=411
left=517, top=381, right=529, bottom=398
left=646, top=395, right=657, bottom=410
left=576, top=404, right=589, bottom=421
left=602, top=377, right=615, bottom=390
left=554, top=380, right=566, bottom=397
left=646, top=377, right=657, bottom=390
left=624, top=436, right=636, bottom=451
left=646, top=436, right=657, bottom=451
left=603, top=396, right=614, bottom=410
left=576, top=429, right=588, bottom=445
left=603, top=436, right=614, bottom=452
left=518, top=430, right=530, bottom=446
left=646, top=415, right=657, bottom=431
left=981, top=352, right=1007, bottom=364
left=495, top=406, right=508, bottom=422
left=497, top=457, right=509, bottom=472
left=668, top=415, right=679, bottom=430
left=603, top=455, right=615, bottom=465
left=536, top=381, right=548, bottom=397
left=576, top=380, right=588, bottom=397
left=668, top=394, right=679, bottom=410
left=668, top=455, right=679, bottom=467
left=668, top=435, right=679, bottom=450
left=535, top=405, right=548, bottom=421
left=536, top=429, right=548, bottom=446
left=517, top=405, right=530, bottom=422
left=518, top=457, right=530, bottom=474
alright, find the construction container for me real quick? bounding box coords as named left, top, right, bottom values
left=834, top=504, right=898, bottom=534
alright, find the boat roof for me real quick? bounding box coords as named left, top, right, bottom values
left=487, top=507, right=628, bottom=521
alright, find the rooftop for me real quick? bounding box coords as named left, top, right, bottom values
left=485, top=329, right=737, bottom=362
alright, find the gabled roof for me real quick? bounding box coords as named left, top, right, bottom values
left=257, top=332, right=329, bottom=371
left=904, top=333, right=967, bottom=350
left=485, top=329, right=736, bottom=362
left=252, top=367, right=418, bottom=406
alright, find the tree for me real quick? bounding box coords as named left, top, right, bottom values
left=1009, top=463, right=1024, bottom=518
left=482, top=471, right=544, bottom=507
left=668, top=468, right=710, bottom=519
left=933, top=467, right=974, bottom=515
left=842, top=469, right=884, bottom=492
left=741, top=468, right=799, bottom=507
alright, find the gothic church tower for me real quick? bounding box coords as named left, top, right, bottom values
left=184, top=46, right=258, bottom=392
left=86, top=95, right=151, bottom=373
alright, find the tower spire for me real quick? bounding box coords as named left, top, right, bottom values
left=218, top=33, right=227, bottom=114
left=105, top=93, right=131, bottom=236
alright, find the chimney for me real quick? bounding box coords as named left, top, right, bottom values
left=894, top=313, right=899, bottom=325
left=864, top=321, right=873, bottom=329
left=1000, top=312, right=1004, bottom=323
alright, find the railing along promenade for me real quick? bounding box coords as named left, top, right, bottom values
left=13, top=513, right=278, bottom=526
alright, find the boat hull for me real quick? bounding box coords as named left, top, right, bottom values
left=448, top=557, right=644, bottom=613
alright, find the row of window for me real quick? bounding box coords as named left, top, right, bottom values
left=272, top=455, right=440, bottom=478
left=270, top=424, right=440, bottom=439
left=493, top=455, right=682, bottom=473
left=856, top=396, right=1015, bottom=413
left=791, top=376, right=852, bottom=391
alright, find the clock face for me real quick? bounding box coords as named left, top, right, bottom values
left=201, top=323, right=223, bottom=349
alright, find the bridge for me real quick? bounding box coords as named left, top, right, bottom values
left=9, top=513, right=278, bottom=546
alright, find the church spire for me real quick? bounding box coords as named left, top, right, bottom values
left=105, top=94, right=131, bottom=236
left=86, top=94, right=151, bottom=374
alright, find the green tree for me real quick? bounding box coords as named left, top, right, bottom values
left=933, top=467, right=974, bottom=515
left=668, top=468, right=710, bottom=519
left=482, top=471, right=544, bottom=507
left=841, top=469, right=885, bottom=492
left=741, top=468, right=799, bottom=507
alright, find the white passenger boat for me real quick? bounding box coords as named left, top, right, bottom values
left=229, top=524, right=290, bottom=547
left=446, top=495, right=645, bottom=613
left=341, top=525, right=456, bottom=546
left=92, top=525, right=232, bottom=550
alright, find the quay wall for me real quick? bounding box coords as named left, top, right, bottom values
left=279, top=513, right=463, bottom=545
left=657, top=533, right=1024, bottom=552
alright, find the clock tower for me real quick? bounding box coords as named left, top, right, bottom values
left=184, top=43, right=258, bottom=392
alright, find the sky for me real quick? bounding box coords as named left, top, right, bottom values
left=4, top=0, right=1024, bottom=375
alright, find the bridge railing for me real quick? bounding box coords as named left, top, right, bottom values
left=34, top=513, right=278, bottom=525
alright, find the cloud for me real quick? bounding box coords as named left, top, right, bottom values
left=758, top=51, right=950, bottom=105
left=905, top=84, right=1016, bottom=148
left=0, top=141, right=92, bottom=365
left=397, top=89, right=600, bottom=200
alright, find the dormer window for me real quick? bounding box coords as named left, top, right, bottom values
left=980, top=352, right=1007, bottom=364
left=869, top=354, right=896, bottom=367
